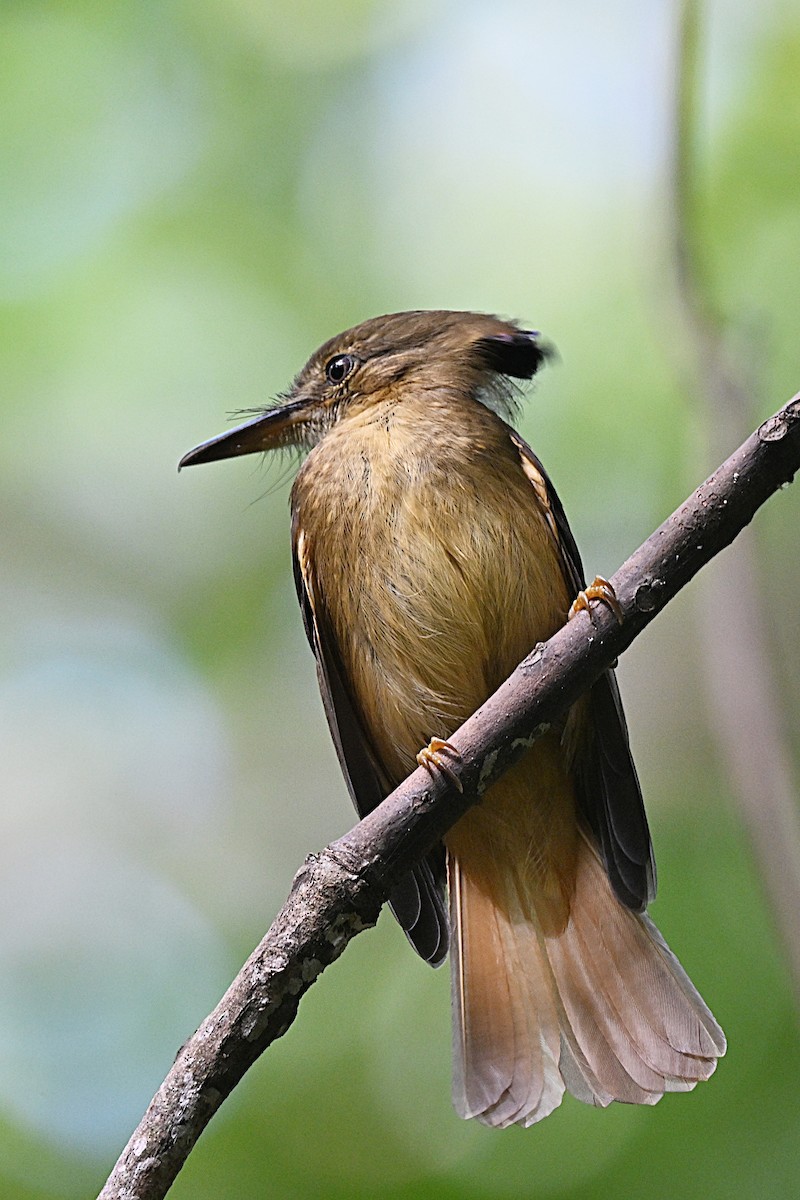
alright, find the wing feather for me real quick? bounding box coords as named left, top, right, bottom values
left=511, top=432, right=655, bottom=909
left=292, top=516, right=449, bottom=964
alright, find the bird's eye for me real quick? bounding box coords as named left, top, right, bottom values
left=325, top=354, right=358, bottom=385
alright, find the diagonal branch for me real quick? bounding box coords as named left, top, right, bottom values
left=99, top=396, right=800, bottom=1200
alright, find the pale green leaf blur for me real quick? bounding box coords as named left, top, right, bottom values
left=1, top=1, right=798, bottom=1197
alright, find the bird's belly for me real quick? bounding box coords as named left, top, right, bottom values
left=297, top=419, right=581, bottom=925
left=340, top=480, right=580, bottom=926
left=309, top=451, right=572, bottom=783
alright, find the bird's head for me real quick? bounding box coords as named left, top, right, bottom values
left=179, top=310, right=552, bottom=469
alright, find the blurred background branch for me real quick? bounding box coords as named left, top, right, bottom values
left=669, top=0, right=800, bottom=1005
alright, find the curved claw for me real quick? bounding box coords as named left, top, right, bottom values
left=568, top=575, right=624, bottom=625
left=416, top=737, right=464, bottom=794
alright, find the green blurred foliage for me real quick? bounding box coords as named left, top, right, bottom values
left=0, top=1, right=798, bottom=1197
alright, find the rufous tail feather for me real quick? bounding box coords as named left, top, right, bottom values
left=449, top=833, right=726, bottom=1128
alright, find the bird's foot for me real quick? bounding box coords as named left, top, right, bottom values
left=568, top=575, right=623, bottom=625
left=416, top=737, right=464, bottom=794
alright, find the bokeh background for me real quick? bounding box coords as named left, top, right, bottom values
left=2, top=1, right=799, bottom=1197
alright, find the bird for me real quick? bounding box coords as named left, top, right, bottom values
left=180, top=310, right=726, bottom=1127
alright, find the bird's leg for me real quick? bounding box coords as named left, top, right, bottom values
left=568, top=575, right=624, bottom=625
left=416, top=737, right=464, bottom=794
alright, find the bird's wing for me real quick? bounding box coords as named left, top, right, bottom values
left=510, top=432, right=656, bottom=910
left=292, top=515, right=449, bottom=965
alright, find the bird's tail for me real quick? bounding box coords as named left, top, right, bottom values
left=449, top=833, right=726, bottom=1128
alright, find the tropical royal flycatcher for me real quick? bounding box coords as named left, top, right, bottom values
left=180, top=311, right=725, bottom=1127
